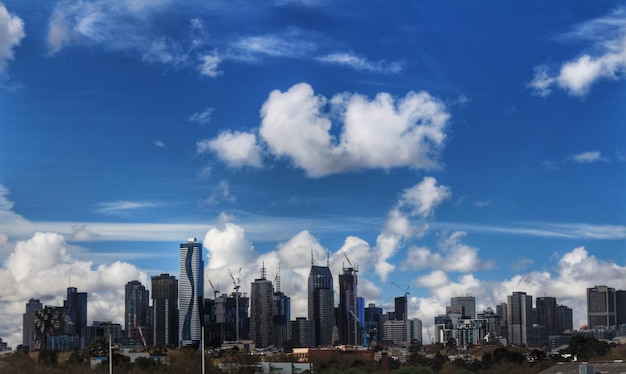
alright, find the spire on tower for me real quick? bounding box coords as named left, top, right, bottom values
left=261, top=261, right=266, bottom=280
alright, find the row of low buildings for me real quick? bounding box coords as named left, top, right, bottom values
left=431, top=285, right=626, bottom=349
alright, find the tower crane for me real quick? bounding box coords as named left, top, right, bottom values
left=208, top=279, right=220, bottom=299
left=391, top=282, right=410, bottom=322
left=228, top=268, right=241, bottom=342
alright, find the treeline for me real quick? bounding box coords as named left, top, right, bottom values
left=0, top=336, right=622, bottom=374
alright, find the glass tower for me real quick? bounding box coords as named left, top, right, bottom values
left=308, top=262, right=334, bottom=347
left=179, top=238, right=204, bottom=347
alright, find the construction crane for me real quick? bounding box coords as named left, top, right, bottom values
left=349, top=309, right=370, bottom=348
left=391, top=282, right=410, bottom=321
left=228, top=268, right=241, bottom=342
left=208, top=279, right=220, bottom=299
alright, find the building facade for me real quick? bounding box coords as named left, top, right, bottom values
left=450, top=296, right=476, bottom=319
left=64, top=287, right=88, bottom=341
left=308, top=263, right=334, bottom=347
left=152, top=273, right=178, bottom=346
left=535, top=296, right=557, bottom=335
left=179, top=238, right=205, bottom=347
left=337, top=265, right=358, bottom=345
left=23, top=298, right=42, bottom=351
left=587, top=285, right=616, bottom=329
left=250, top=266, right=274, bottom=348
left=507, top=291, right=532, bottom=346
left=125, top=280, right=150, bottom=344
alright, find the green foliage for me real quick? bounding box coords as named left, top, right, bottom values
left=37, top=350, right=58, bottom=366
left=565, top=335, right=611, bottom=360
left=391, top=366, right=433, bottom=374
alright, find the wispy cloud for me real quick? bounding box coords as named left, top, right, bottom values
left=567, top=150, right=608, bottom=163
left=0, top=4, right=26, bottom=74
left=230, top=29, right=319, bottom=61
left=95, top=201, right=158, bottom=216
left=203, top=179, right=236, bottom=205
left=189, top=107, right=214, bottom=125
left=529, top=7, right=626, bottom=97
left=316, top=51, right=405, bottom=74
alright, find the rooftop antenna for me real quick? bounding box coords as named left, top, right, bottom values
left=261, top=262, right=266, bottom=280
left=311, top=250, right=314, bottom=266
left=326, top=250, right=330, bottom=267
left=275, top=265, right=281, bottom=293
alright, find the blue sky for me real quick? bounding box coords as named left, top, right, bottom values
left=1, top=1, right=626, bottom=347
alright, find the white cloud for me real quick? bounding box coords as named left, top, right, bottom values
left=203, top=179, right=236, bottom=205
left=0, top=4, right=25, bottom=73
left=198, top=131, right=263, bottom=168
left=189, top=107, right=214, bottom=125
left=529, top=7, right=626, bottom=97
left=230, top=29, right=318, bottom=61
left=154, top=139, right=165, bottom=147
left=95, top=200, right=158, bottom=216
left=567, top=150, right=608, bottom=163
left=374, top=177, right=451, bottom=280
left=403, top=231, right=492, bottom=273
left=198, top=52, right=222, bottom=77
left=254, top=82, right=449, bottom=177
left=317, top=51, right=404, bottom=74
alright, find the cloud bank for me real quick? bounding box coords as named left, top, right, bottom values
left=0, top=4, right=25, bottom=74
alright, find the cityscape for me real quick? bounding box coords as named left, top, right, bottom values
left=4, top=237, right=626, bottom=360
left=2, top=0, right=626, bottom=372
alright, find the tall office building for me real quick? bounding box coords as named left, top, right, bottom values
left=556, top=304, right=573, bottom=333
left=478, top=307, right=501, bottom=339
left=535, top=297, right=557, bottom=335
left=250, top=265, right=274, bottom=348
left=152, top=274, right=178, bottom=346
left=587, top=285, right=616, bottom=329
left=23, top=298, right=42, bottom=350
left=125, top=280, right=150, bottom=343
left=273, top=271, right=291, bottom=348
left=308, top=258, right=334, bottom=347
left=364, top=303, right=383, bottom=342
left=214, top=292, right=249, bottom=341
left=179, top=237, right=205, bottom=347
left=395, top=296, right=407, bottom=321
left=289, top=317, right=315, bottom=348
left=450, top=296, right=476, bottom=319
left=507, top=291, right=532, bottom=345
left=64, top=287, right=87, bottom=340
left=616, top=290, right=626, bottom=327
left=337, top=264, right=358, bottom=345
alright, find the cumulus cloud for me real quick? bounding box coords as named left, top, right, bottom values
left=567, top=150, right=608, bottom=163
left=198, top=131, right=263, bottom=168
left=529, top=7, right=626, bottom=97
left=374, top=177, right=451, bottom=280
left=0, top=4, right=25, bottom=74
left=403, top=231, right=492, bottom=273
left=0, top=232, right=147, bottom=347
left=316, top=51, right=404, bottom=74
left=231, top=82, right=450, bottom=177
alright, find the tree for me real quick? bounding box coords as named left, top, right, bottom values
left=565, top=335, right=610, bottom=361
left=391, top=366, right=433, bottom=374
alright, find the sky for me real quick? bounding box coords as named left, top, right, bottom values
left=1, top=0, right=626, bottom=348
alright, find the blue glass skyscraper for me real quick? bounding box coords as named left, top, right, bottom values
left=179, top=238, right=204, bottom=347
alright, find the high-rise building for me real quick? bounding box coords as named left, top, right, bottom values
left=23, top=298, right=42, bottom=351
left=497, top=302, right=508, bottom=341
left=250, top=264, right=274, bottom=348
left=364, top=304, right=382, bottom=343
left=64, top=287, right=87, bottom=344
left=125, top=280, right=150, bottom=343
left=535, top=297, right=557, bottom=335
left=507, top=291, right=532, bottom=345
left=395, top=296, right=407, bottom=321
left=289, top=317, right=315, bottom=348
left=556, top=305, right=573, bottom=333
left=478, top=307, right=501, bottom=339
left=214, top=292, right=249, bottom=342
left=450, top=296, right=476, bottom=319
left=179, top=237, right=205, bottom=347
left=587, top=285, right=616, bottom=329
left=337, top=264, right=358, bottom=345
left=273, top=271, right=290, bottom=349
left=308, top=259, right=334, bottom=347
left=616, top=290, right=626, bottom=327
left=152, top=274, right=178, bottom=346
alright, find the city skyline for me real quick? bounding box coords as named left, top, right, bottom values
left=2, top=1, right=626, bottom=348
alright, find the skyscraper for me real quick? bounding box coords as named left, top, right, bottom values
left=64, top=287, right=87, bottom=340
left=308, top=259, right=334, bottom=347
left=556, top=304, right=573, bottom=333
left=179, top=238, right=204, bottom=347
left=23, top=298, right=42, bottom=351
left=535, top=296, right=557, bottom=335
left=273, top=270, right=291, bottom=348
left=507, top=291, right=532, bottom=345
left=152, top=274, right=178, bottom=346
left=337, top=263, right=358, bottom=345
left=450, top=296, right=476, bottom=319
left=125, top=281, right=150, bottom=343
left=250, top=264, right=274, bottom=348
left=394, top=296, right=407, bottom=321
left=587, top=285, right=616, bottom=329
